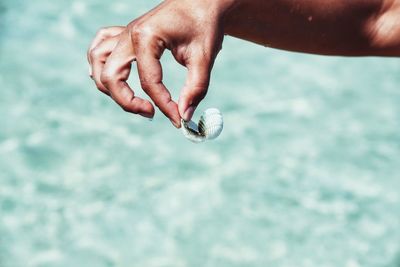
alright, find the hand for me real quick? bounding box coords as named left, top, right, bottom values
left=87, top=0, right=231, bottom=128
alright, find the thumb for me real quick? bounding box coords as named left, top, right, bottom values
left=179, top=59, right=212, bottom=121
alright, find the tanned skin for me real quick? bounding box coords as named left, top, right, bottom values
left=87, top=0, right=400, bottom=128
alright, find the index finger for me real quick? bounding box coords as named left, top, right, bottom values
left=136, top=39, right=181, bottom=128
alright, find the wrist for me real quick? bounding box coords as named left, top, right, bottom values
left=206, top=0, right=240, bottom=25
left=218, top=0, right=244, bottom=35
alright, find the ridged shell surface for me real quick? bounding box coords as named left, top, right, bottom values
left=198, top=108, right=223, bottom=140
left=181, top=108, right=223, bottom=143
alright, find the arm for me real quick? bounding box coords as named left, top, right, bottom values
left=224, top=0, right=400, bottom=56
left=87, top=0, right=400, bottom=128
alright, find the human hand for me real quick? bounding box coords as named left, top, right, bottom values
left=87, top=0, right=233, bottom=128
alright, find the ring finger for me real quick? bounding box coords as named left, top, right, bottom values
left=89, top=35, right=121, bottom=95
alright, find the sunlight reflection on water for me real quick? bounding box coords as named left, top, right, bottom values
left=0, top=1, right=399, bottom=267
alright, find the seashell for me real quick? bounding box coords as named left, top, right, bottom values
left=181, top=108, right=224, bottom=143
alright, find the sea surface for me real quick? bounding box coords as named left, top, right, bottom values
left=0, top=0, right=399, bottom=266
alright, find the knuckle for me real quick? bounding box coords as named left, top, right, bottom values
left=119, top=101, right=132, bottom=112
left=193, top=81, right=210, bottom=93
left=100, top=65, right=120, bottom=86
left=150, top=94, right=164, bottom=108
left=96, top=27, right=108, bottom=38
left=90, top=47, right=103, bottom=59
left=129, top=23, right=155, bottom=45
left=139, top=79, right=153, bottom=91
left=119, top=99, right=138, bottom=114
left=100, top=71, right=114, bottom=87
left=130, top=24, right=144, bottom=39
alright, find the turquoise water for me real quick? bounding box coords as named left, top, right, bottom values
left=1, top=0, right=400, bottom=266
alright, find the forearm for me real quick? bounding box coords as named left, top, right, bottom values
left=221, top=0, right=400, bottom=56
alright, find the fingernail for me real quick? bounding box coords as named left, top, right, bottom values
left=139, top=112, right=153, bottom=119
left=183, top=105, right=195, bottom=121
left=170, top=119, right=180, bottom=129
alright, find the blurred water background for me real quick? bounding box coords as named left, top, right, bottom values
left=1, top=0, right=400, bottom=266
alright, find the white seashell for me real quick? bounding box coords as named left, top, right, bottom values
left=181, top=108, right=224, bottom=143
